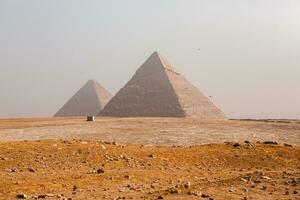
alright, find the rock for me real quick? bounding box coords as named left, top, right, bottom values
left=263, top=141, right=278, bottom=145
left=16, top=193, right=27, bottom=199
left=169, top=188, right=179, bottom=194
left=261, top=176, right=271, bottom=180
left=244, top=175, right=252, bottom=181
left=0, top=157, right=8, bottom=161
left=6, top=168, right=17, bottom=172
left=100, top=145, right=106, bottom=150
left=201, top=193, right=210, bottom=198
left=119, top=188, right=125, bottom=192
left=124, top=175, right=130, bottom=179
left=97, top=168, right=105, bottom=174
left=240, top=178, right=248, bottom=182
left=284, top=143, right=292, bottom=147
left=188, top=191, right=202, bottom=196
left=37, top=194, right=47, bottom=198
left=184, top=182, right=191, bottom=188
left=157, top=195, right=164, bottom=199
left=233, top=143, right=240, bottom=148
left=284, top=191, right=289, bottom=195
left=28, top=167, right=35, bottom=172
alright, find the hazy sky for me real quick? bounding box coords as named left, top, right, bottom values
left=0, top=0, right=299, bottom=119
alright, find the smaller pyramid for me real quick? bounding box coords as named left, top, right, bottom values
left=54, top=80, right=112, bottom=117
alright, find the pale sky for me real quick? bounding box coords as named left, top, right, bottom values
left=0, top=0, right=299, bottom=119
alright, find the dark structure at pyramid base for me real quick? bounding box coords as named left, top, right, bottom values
left=99, top=52, right=226, bottom=119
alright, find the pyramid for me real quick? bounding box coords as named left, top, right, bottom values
left=99, top=52, right=226, bottom=118
left=54, top=80, right=112, bottom=117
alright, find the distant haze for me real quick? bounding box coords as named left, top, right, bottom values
left=0, top=0, right=299, bottom=119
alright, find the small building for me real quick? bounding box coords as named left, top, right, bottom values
left=87, top=116, right=95, bottom=122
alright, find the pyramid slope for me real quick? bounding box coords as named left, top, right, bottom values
left=99, top=52, right=225, bottom=118
left=165, top=70, right=225, bottom=118
left=54, top=80, right=112, bottom=117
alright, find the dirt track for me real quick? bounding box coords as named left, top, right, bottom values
left=0, top=117, right=299, bottom=145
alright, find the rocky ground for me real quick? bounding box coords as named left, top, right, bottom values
left=0, top=140, right=299, bottom=200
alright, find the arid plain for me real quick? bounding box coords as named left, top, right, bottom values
left=0, top=117, right=299, bottom=200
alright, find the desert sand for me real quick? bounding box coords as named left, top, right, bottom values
left=0, top=117, right=299, bottom=145
left=0, top=117, right=299, bottom=200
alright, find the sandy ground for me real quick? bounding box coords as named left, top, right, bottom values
left=0, top=117, right=299, bottom=200
left=0, top=117, right=299, bottom=145
left=0, top=140, right=299, bottom=200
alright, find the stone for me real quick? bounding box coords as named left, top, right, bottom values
left=37, top=194, right=47, bottom=198
left=240, top=178, right=248, bottom=182
left=261, top=176, right=271, bottom=180
left=201, top=193, right=210, bottom=198
left=233, top=143, right=241, bottom=148
left=0, top=157, right=8, bottom=161
left=28, top=167, right=35, bottom=172
left=285, top=191, right=289, bottom=195
left=16, top=193, right=27, bottom=199
left=188, top=191, right=202, bottom=196
left=170, top=188, right=179, bottom=194
left=73, top=185, right=77, bottom=191
left=97, top=168, right=105, bottom=174
left=184, top=182, right=191, bottom=188
left=284, top=143, right=293, bottom=147
left=263, top=141, right=278, bottom=145
left=124, top=175, right=130, bottom=179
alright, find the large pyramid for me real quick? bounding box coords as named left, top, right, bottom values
left=99, top=52, right=225, bottom=118
left=54, top=80, right=112, bottom=117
